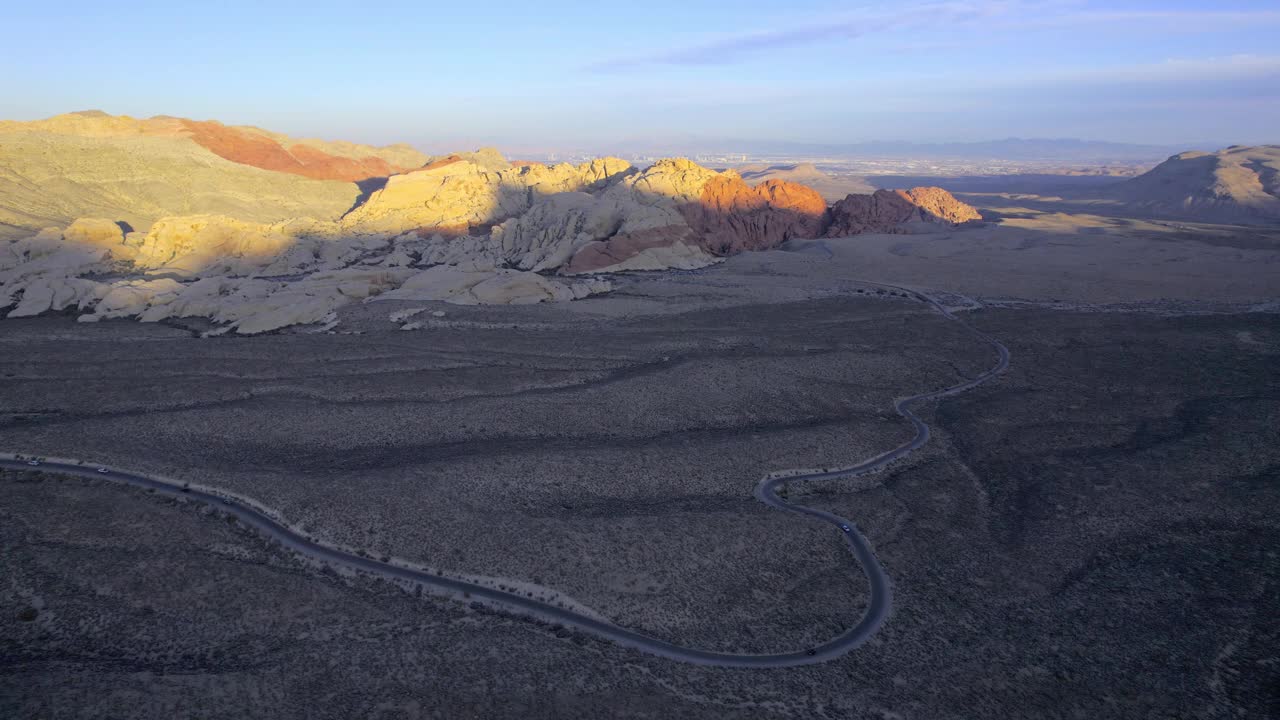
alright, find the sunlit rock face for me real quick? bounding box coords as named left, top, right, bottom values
left=0, top=110, right=430, bottom=182
left=897, top=187, right=984, bottom=225
left=172, top=119, right=426, bottom=181
left=0, top=119, right=362, bottom=240
left=341, top=156, right=636, bottom=237
left=0, top=142, right=985, bottom=334
left=559, top=159, right=715, bottom=274
left=61, top=218, right=127, bottom=250
left=132, top=216, right=301, bottom=277
left=683, top=176, right=828, bottom=255
left=341, top=160, right=530, bottom=236
left=561, top=159, right=827, bottom=273
left=825, top=187, right=981, bottom=237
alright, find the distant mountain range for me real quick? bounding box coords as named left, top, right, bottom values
left=604, top=136, right=1210, bottom=163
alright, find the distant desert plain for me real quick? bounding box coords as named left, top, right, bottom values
left=2, top=113, right=1278, bottom=718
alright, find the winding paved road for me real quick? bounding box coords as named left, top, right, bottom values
left=1, top=281, right=1009, bottom=668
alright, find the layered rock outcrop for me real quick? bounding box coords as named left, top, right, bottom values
left=0, top=134, right=984, bottom=334
left=0, top=111, right=440, bottom=239
left=556, top=159, right=826, bottom=273
left=683, top=176, right=827, bottom=254
left=0, top=216, right=612, bottom=334
left=343, top=156, right=637, bottom=238
left=825, top=188, right=981, bottom=237
left=0, top=111, right=430, bottom=182
left=61, top=218, right=129, bottom=250
left=0, top=126, right=361, bottom=240
left=896, top=186, right=985, bottom=225
left=174, top=119, right=420, bottom=182
left=555, top=162, right=976, bottom=271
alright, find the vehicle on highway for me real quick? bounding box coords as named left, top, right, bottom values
left=97, top=467, right=109, bottom=473
left=840, top=524, right=851, bottom=533
left=26, top=460, right=39, bottom=466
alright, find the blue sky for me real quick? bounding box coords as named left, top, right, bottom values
left=2, top=0, right=1277, bottom=152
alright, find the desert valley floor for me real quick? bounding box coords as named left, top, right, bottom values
left=3, top=219, right=1278, bottom=718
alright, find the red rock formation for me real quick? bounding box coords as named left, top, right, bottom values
left=565, top=226, right=700, bottom=274
left=825, top=187, right=980, bottom=237
left=176, top=120, right=415, bottom=182
left=900, top=186, right=983, bottom=225
left=682, top=176, right=828, bottom=254
left=562, top=173, right=827, bottom=273
left=418, top=155, right=467, bottom=172
left=287, top=143, right=399, bottom=180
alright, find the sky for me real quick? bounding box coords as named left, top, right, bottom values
left=2, top=0, right=1277, bottom=152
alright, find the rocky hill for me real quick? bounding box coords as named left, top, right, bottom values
left=0, top=115, right=980, bottom=332
left=0, top=111, right=438, bottom=240
left=1106, top=145, right=1280, bottom=223
left=826, top=187, right=983, bottom=236
left=0, top=111, right=429, bottom=181
left=737, top=163, right=875, bottom=201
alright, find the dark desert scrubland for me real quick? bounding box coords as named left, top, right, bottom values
left=0, top=293, right=992, bottom=655
left=3, top=226, right=1279, bottom=718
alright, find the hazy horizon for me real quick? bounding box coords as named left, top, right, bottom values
left=4, top=0, right=1279, bottom=153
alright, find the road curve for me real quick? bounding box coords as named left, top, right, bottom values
left=1, top=282, right=1009, bottom=668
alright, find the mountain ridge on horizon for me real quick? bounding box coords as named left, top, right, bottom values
left=0, top=110, right=431, bottom=182
left=3, top=110, right=1275, bottom=241
left=585, top=135, right=1220, bottom=163
left=11, top=109, right=1234, bottom=164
